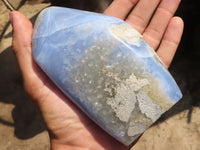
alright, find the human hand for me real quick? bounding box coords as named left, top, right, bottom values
left=10, top=1, right=183, bottom=150
left=104, top=0, right=184, bottom=68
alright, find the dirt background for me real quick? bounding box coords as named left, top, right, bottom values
left=0, top=0, right=200, bottom=150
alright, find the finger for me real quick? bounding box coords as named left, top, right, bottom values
left=10, top=11, right=34, bottom=79
left=125, top=0, right=160, bottom=33
left=10, top=11, right=48, bottom=100
left=157, top=17, right=184, bottom=68
left=143, top=0, right=181, bottom=50
left=104, top=0, right=139, bottom=19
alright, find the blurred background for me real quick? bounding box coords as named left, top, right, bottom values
left=0, top=0, right=200, bottom=149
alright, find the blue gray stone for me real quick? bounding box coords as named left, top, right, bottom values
left=32, top=6, right=182, bottom=145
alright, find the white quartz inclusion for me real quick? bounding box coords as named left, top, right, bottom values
left=104, top=72, right=165, bottom=136
left=111, top=24, right=143, bottom=47
left=137, top=91, right=165, bottom=122
left=105, top=73, right=149, bottom=122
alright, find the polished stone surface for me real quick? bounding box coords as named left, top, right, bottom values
left=32, top=6, right=182, bottom=145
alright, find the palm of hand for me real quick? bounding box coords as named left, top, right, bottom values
left=11, top=0, right=183, bottom=149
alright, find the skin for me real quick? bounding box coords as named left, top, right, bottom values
left=10, top=0, right=183, bottom=149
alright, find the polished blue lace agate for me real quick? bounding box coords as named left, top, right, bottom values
left=32, top=7, right=182, bottom=145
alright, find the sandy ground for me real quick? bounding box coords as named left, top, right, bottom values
left=0, top=0, right=200, bottom=150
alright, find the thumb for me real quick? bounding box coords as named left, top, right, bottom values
left=10, top=11, right=34, bottom=79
